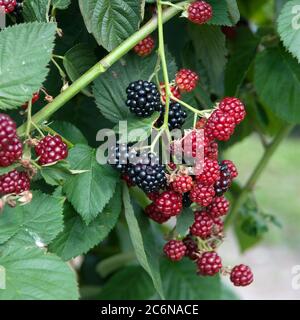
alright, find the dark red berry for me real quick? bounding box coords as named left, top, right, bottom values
left=163, top=240, right=186, bottom=261
left=195, top=159, right=220, bottom=186
left=219, top=97, right=246, bottom=125
left=0, top=113, right=17, bottom=143
left=0, top=136, right=23, bottom=167
left=171, top=175, right=194, bottom=193
left=183, top=236, right=199, bottom=260
left=121, top=174, right=135, bottom=187
left=221, top=160, right=238, bottom=179
left=145, top=203, right=170, bottom=224
left=205, top=110, right=236, bottom=141
left=155, top=190, right=182, bottom=216
left=0, top=170, right=30, bottom=195
left=0, top=0, right=16, bottom=13
left=22, top=91, right=40, bottom=110
left=175, top=69, right=199, bottom=92
left=197, top=251, right=222, bottom=276
left=207, top=196, right=229, bottom=218
left=35, top=135, right=68, bottom=165
left=187, top=1, right=213, bottom=25
left=189, top=183, right=215, bottom=207
left=230, top=264, right=254, bottom=287
left=134, top=36, right=155, bottom=57
left=147, top=192, right=160, bottom=202
left=190, top=211, right=214, bottom=239
left=167, top=162, right=177, bottom=171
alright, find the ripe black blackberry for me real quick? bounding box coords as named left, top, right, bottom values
left=214, top=162, right=232, bottom=196
left=126, top=80, right=162, bottom=117
left=127, top=152, right=167, bottom=193
left=108, top=143, right=135, bottom=173
left=157, top=102, right=187, bottom=130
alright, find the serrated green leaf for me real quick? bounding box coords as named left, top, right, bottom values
left=23, top=0, right=48, bottom=22
left=278, top=0, right=300, bottom=63
left=63, top=144, right=118, bottom=224
left=176, top=207, right=194, bottom=236
left=225, top=27, right=259, bottom=96
left=0, top=245, right=78, bottom=300
left=0, top=22, right=56, bottom=110
left=93, top=51, right=177, bottom=123
left=122, top=184, right=165, bottom=299
left=50, top=121, right=88, bottom=145
left=49, top=186, right=122, bottom=261
left=0, top=163, right=21, bottom=175
left=188, top=24, right=227, bottom=95
left=254, top=46, right=300, bottom=123
left=63, top=43, right=97, bottom=96
left=79, top=0, right=142, bottom=51
left=226, top=0, right=240, bottom=25
left=52, top=0, right=71, bottom=9
left=40, top=161, right=72, bottom=186
left=206, top=0, right=238, bottom=26
left=0, top=191, right=64, bottom=246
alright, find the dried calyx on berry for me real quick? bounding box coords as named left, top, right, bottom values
left=134, top=36, right=155, bottom=57
left=126, top=80, right=162, bottom=117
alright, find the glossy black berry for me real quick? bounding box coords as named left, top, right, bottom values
left=127, top=152, right=167, bottom=193
left=126, top=80, right=162, bottom=117
left=108, top=143, right=135, bottom=173
left=214, top=162, right=232, bottom=196
left=157, top=102, right=187, bottom=130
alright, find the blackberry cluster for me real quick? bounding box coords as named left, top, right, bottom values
left=156, top=102, right=187, bottom=130
left=126, top=80, right=162, bottom=117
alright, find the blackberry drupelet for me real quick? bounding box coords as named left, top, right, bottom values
left=108, top=143, right=134, bottom=173
left=126, top=80, right=162, bottom=117
left=214, top=162, right=232, bottom=196
left=127, top=152, right=167, bottom=193
left=156, top=101, right=187, bottom=130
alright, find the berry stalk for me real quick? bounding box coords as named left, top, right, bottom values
left=17, top=1, right=193, bottom=137
left=224, top=124, right=294, bottom=228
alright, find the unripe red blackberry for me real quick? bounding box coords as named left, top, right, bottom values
left=0, top=113, right=17, bottom=143
left=207, top=196, right=229, bottom=218
left=121, top=174, right=135, bottom=187
left=0, top=136, right=23, bottom=167
left=189, top=183, right=215, bottom=207
left=22, top=91, right=40, bottom=110
left=221, top=160, right=238, bottom=179
left=175, top=69, right=199, bottom=92
left=0, top=170, right=30, bottom=195
left=163, top=240, right=186, bottom=261
left=195, top=159, right=220, bottom=186
left=145, top=203, right=170, bottom=224
left=183, top=236, right=199, bottom=260
left=171, top=175, right=194, bottom=193
left=190, top=211, right=214, bottom=239
left=187, top=1, right=213, bottom=25
left=205, top=110, right=236, bottom=141
left=134, top=36, right=155, bottom=57
left=155, top=190, right=182, bottom=216
left=35, top=135, right=68, bottom=165
left=160, top=84, right=181, bottom=103
left=197, top=251, right=222, bottom=276
left=147, top=192, right=160, bottom=202
left=219, top=97, right=246, bottom=125
left=0, top=0, right=16, bottom=13
left=230, top=264, right=254, bottom=287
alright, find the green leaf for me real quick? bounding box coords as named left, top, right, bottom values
left=206, top=0, right=239, bottom=26
left=0, top=191, right=64, bottom=246
left=278, top=0, right=300, bottom=63
left=254, top=46, right=300, bottom=123
left=52, top=0, right=71, bottom=9
left=188, top=24, right=227, bottom=95
left=225, top=27, right=259, bottom=96
left=98, top=266, right=155, bottom=300
left=176, top=208, right=194, bottom=236
left=122, top=184, right=165, bottom=299
left=63, top=43, right=97, bottom=96
left=63, top=144, right=118, bottom=224
left=23, top=0, right=48, bottom=22
left=50, top=121, right=88, bottom=145
left=40, top=161, right=72, bottom=186
left=0, top=163, right=21, bottom=175
left=93, top=51, right=177, bottom=123
left=49, top=186, right=122, bottom=261
left=0, top=22, right=56, bottom=110
left=79, top=0, right=142, bottom=51
left=0, top=245, right=78, bottom=300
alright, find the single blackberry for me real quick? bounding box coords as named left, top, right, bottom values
left=175, top=69, right=199, bottom=92
left=0, top=136, right=23, bottom=167
left=182, top=192, right=192, bottom=208
left=108, top=143, right=134, bottom=173
left=163, top=240, right=186, bottom=261
left=134, top=36, right=155, bottom=57
left=197, top=251, right=222, bottom=276
left=127, top=152, right=167, bottom=193
left=145, top=203, right=170, bottom=224
left=187, top=1, right=213, bottom=25
left=0, top=113, right=17, bottom=143
left=126, top=80, right=162, bottom=117
left=0, top=170, right=30, bottom=195
left=154, top=190, right=182, bottom=217
left=214, top=162, right=232, bottom=196
left=171, top=175, right=194, bottom=193
left=156, top=101, right=187, bottom=130
left=190, top=211, right=214, bottom=239
left=230, top=264, right=254, bottom=287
